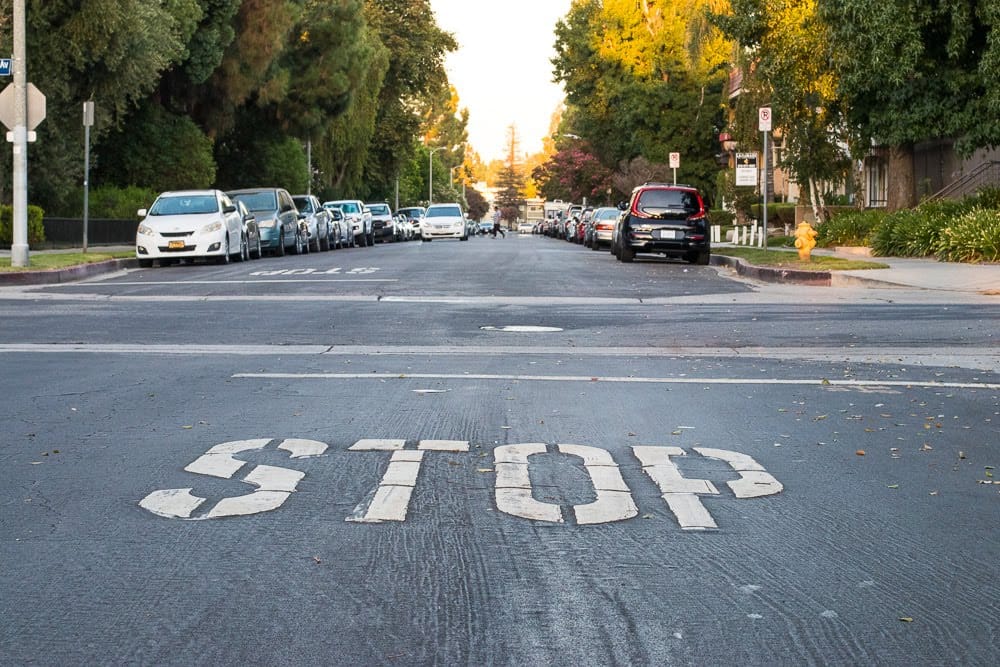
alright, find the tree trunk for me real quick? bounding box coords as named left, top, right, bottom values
left=887, top=144, right=915, bottom=211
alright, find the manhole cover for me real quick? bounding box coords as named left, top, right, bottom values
left=480, top=325, right=563, bottom=333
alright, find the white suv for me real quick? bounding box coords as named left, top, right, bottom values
left=421, top=203, right=468, bottom=241
left=323, top=199, right=373, bottom=247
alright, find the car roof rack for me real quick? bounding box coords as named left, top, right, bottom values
left=638, top=182, right=696, bottom=188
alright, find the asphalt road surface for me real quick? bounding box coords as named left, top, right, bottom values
left=2, top=234, right=998, bottom=666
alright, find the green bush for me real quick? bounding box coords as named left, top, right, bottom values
left=0, top=205, right=46, bottom=245
left=817, top=209, right=885, bottom=247
left=936, top=207, right=1000, bottom=262
left=750, top=203, right=796, bottom=227
left=708, top=209, right=734, bottom=227
left=89, top=185, right=159, bottom=219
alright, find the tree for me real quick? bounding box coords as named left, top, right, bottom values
left=465, top=187, right=489, bottom=221
left=820, top=0, right=1000, bottom=209
left=534, top=142, right=614, bottom=204
left=713, top=0, right=850, bottom=219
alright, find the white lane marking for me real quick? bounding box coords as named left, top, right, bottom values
left=695, top=447, right=784, bottom=499
left=493, top=444, right=564, bottom=523
left=347, top=449, right=428, bottom=523
left=234, top=372, right=1000, bottom=390
left=663, top=493, right=718, bottom=531
left=349, top=438, right=406, bottom=451
left=633, top=446, right=720, bottom=530
left=139, top=488, right=205, bottom=519
left=480, top=326, right=564, bottom=332
left=279, top=438, right=328, bottom=458
left=139, top=438, right=326, bottom=520
left=574, top=490, right=638, bottom=525
left=495, top=488, right=564, bottom=523
left=418, top=439, right=470, bottom=452
left=557, top=444, right=637, bottom=524
left=2, top=342, right=997, bottom=372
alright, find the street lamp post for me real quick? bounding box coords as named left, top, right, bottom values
left=428, top=147, right=446, bottom=205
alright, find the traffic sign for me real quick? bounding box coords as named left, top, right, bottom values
left=0, top=59, right=11, bottom=76
left=669, top=152, right=680, bottom=169
left=0, top=82, right=46, bottom=131
left=759, top=106, right=772, bottom=132
left=735, top=152, right=758, bottom=186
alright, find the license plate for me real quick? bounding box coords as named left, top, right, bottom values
left=656, top=229, right=679, bottom=240
left=168, top=240, right=185, bottom=249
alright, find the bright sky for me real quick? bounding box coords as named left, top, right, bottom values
left=429, top=0, right=573, bottom=164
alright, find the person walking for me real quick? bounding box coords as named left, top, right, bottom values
left=492, top=208, right=505, bottom=238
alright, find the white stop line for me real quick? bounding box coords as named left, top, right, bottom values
left=140, top=439, right=781, bottom=529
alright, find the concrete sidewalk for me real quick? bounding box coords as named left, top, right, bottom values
left=2, top=244, right=999, bottom=294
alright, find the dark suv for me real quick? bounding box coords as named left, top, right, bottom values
left=612, top=183, right=710, bottom=264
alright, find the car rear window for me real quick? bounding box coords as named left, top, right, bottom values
left=595, top=208, right=619, bottom=220
left=339, top=202, right=360, bottom=214
left=232, top=192, right=277, bottom=212
left=292, top=197, right=314, bottom=213
left=637, top=189, right=700, bottom=214
left=150, top=195, right=218, bottom=216
left=426, top=206, right=461, bottom=218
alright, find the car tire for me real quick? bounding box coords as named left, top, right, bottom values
left=356, top=232, right=366, bottom=247
left=275, top=230, right=287, bottom=257
left=619, top=239, right=635, bottom=262
left=218, top=237, right=232, bottom=264
left=688, top=250, right=710, bottom=265
left=423, top=236, right=432, bottom=242
left=252, top=236, right=262, bottom=259
left=138, top=258, right=153, bottom=268
left=591, top=240, right=601, bottom=251
left=367, top=230, right=375, bottom=246
left=237, top=234, right=249, bottom=262
left=460, top=234, right=468, bottom=241
left=294, top=231, right=306, bottom=255
left=320, top=229, right=330, bottom=251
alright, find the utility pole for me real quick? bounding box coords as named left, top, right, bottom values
left=82, top=101, right=94, bottom=253
left=10, top=0, right=29, bottom=266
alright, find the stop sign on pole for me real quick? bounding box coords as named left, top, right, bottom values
left=0, top=82, right=45, bottom=132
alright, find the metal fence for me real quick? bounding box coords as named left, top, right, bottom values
left=38, top=218, right=136, bottom=248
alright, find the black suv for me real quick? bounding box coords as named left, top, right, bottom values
left=612, top=183, right=710, bottom=264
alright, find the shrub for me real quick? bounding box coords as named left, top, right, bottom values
left=816, top=209, right=885, bottom=247
left=708, top=209, right=734, bottom=227
left=749, top=203, right=796, bottom=228
left=0, top=205, right=46, bottom=245
left=936, top=207, right=1000, bottom=262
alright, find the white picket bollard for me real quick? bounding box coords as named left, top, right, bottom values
left=757, top=226, right=765, bottom=248
left=741, top=225, right=748, bottom=245
left=749, top=224, right=757, bottom=247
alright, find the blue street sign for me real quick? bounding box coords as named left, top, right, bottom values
left=0, top=59, right=11, bottom=76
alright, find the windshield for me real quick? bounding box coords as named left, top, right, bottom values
left=149, top=195, right=218, bottom=216
left=637, top=189, right=700, bottom=214
left=232, top=192, right=277, bottom=212
left=335, top=202, right=360, bottom=214
left=368, top=204, right=390, bottom=215
left=426, top=205, right=462, bottom=218
left=292, top=197, right=314, bottom=213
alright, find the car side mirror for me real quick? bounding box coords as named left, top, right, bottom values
left=617, top=201, right=628, bottom=211
left=223, top=204, right=237, bottom=214
left=298, top=212, right=307, bottom=220
left=137, top=208, right=148, bottom=217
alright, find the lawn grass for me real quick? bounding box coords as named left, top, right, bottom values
left=0, top=251, right=134, bottom=272
left=715, top=246, right=889, bottom=271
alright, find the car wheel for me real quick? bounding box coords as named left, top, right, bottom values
left=275, top=230, right=286, bottom=257
left=591, top=239, right=601, bottom=251
left=310, top=232, right=320, bottom=253
left=423, top=236, right=432, bottom=242
left=367, top=230, right=375, bottom=246
left=320, top=229, right=330, bottom=251
left=619, top=238, right=635, bottom=262
left=356, top=232, right=366, bottom=247
left=138, top=258, right=153, bottom=268
left=687, top=250, right=710, bottom=265
left=218, top=237, right=231, bottom=264
left=237, top=234, right=249, bottom=262
left=252, top=236, right=262, bottom=259
left=294, top=231, right=306, bottom=255
left=460, top=234, right=468, bottom=241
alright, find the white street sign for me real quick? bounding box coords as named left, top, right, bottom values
left=759, top=106, right=772, bottom=132
left=669, top=152, right=680, bottom=169
left=735, top=152, right=759, bottom=187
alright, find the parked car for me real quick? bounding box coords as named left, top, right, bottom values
left=366, top=202, right=396, bottom=243
left=397, top=206, right=425, bottom=224
left=136, top=189, right=246, bottom=267
left=517, top=221, right=535, bottom=234
left=323, top=205, right=353, bottom=248
left=393, top=214, right=414, bottom=241
left=612, top=183, right=710, bottom=264
left=229, top=188, right=305, bottom=256
left=420, top=203, right=468, bottom=241
left=292, top=194, right=332, bottom=252
left=236, top=200, right=263, bottom=259
left=324, top=199, right=373, bottom=247
left=585, top=206, right=620, bottom=250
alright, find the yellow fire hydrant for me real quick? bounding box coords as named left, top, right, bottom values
left=794, top=221, right=818, bottom=261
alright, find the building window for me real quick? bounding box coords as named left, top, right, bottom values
left=866, top=156, right=888, bottom=208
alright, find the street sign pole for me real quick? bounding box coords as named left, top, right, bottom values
left=759, top=107, right=772, bottom=251
left=83, top=101, right=94, bottom=253
left=11, top=0, right=29, bottom=267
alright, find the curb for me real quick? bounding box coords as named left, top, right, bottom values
left=711, top=255, right=834, bottom=286
left=0, top=258, right=138, bottom=286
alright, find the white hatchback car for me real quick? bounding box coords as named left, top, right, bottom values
left=136, top=190, right=245, bottom=267
left=421, top=203, right=468, bottom=241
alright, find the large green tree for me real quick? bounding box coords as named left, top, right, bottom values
left=820, top=0, right=1000, bottom=208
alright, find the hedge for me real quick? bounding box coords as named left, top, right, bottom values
left=0, top=204, right=46, bottom=245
